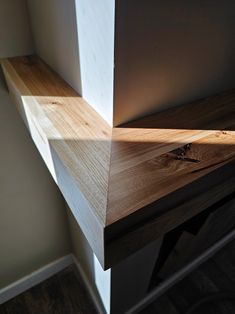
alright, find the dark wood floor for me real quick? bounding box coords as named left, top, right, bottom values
left=1, top=240, right=235, bottom=314
left=0, top=266, right=97, bottom=314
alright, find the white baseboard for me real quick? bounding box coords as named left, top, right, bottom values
left=0, top=254, right=73, bottom=305
left=0, top=253, right=104, bottom=312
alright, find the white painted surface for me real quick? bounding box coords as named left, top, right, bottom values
left=0, top=255, right=73, bottom=305
left=50, top=146, right=104, bottom=265
left=27, top=0, right=82, bottom=95
left=2, top=67, right=58, bottom=181
left=73, top=256, right=106, bottom=314
left=0, top=0, right=34, bottom=57
left=75, top=0, right=115, bottom=126
left=68, top=210, right=108, bottom=313
left=94, top=255, right=111, bottom=314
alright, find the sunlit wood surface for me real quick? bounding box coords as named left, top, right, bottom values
left=2, top=56, right=235, bottom=268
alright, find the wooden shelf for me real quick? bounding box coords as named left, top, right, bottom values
left=2, top=56, right=235, bottom=269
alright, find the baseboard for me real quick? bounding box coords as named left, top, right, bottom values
left=0, top=253, right=104, bottom=312
left=1, top=229, right=234, bottom=312
left=0, top=254, right=73, bottom=305
left=72, top=255, right=106, bottom=314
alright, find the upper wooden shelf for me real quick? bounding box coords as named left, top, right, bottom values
left=2, top=56, right=235, bottom=269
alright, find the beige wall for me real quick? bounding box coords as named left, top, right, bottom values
left=0, top=72, right=71, bottom=289
left=0, top=0, right=34, bottom=58
left=67, top=209, right=94, bottom=284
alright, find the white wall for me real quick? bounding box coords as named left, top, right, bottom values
left=0, top=0, right=34, bottom=58
left=0, top=72, right=71, bottom=289
left=75, top=0, right=115, bottom=126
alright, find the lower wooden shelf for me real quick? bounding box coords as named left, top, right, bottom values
left=150, top=193, right=235, bottom=283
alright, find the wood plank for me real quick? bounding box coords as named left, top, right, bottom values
left=1, top=56, right=111, bottom=266
left=2, top=55, right=235, bottom=269
left=107, top=130, right=235, bottom=224
left=105, top=165, right=235, bottom=267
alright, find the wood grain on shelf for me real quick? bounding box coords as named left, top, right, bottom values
left=1, top=56, right=111, bottom=265
left=2, top=57, right=111, bottom=225
left=2, top=55, right=235, bottom=269
left=105, top=162, right=235, bottom=267
left=107, top=129, right=235, bottom=225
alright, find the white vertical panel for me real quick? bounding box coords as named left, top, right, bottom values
left=94, top=254, right=111, bottom=313
left=75, top=0, right=115, bottom=126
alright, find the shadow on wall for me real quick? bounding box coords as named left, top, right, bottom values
left=27, top=0, right=83, bottom=96
left=114, top=0, right=235, bottom=126
left=0, top=0, right=34, bottom=58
